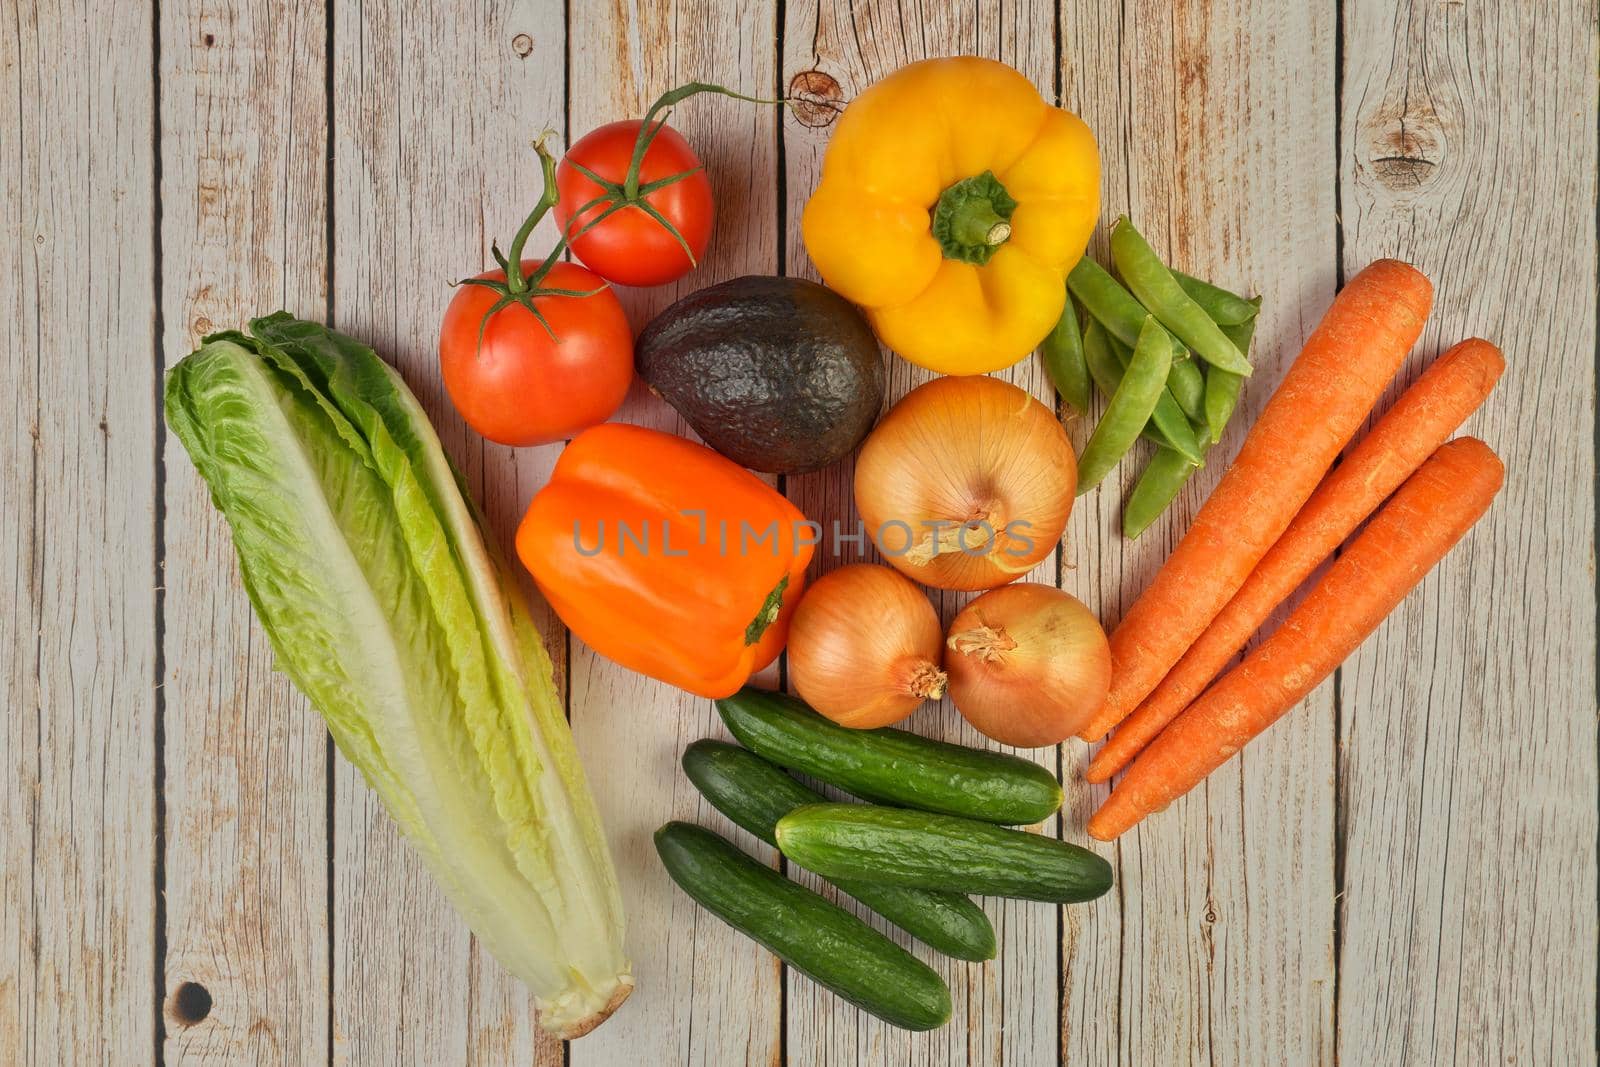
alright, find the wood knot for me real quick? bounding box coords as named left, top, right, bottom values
left=511, top=33, right=533, bottom=58
left=1359, top=94, right=1447, bottom=195
left=787, top=70, right=844, bottom=128
left=192, top=315, right=213, bottom=336
left=202, top=33, right=215, bottom=47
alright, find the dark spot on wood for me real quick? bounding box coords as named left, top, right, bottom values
left=202, top=33, right=215, bottom=47
left=97, top=418, right=108, bottom=434
left=170, top=981, right=212, bottom=1025
left=788, top=70, right=845, bottom=128
left=35, top=233, right=44, bottom=244
left=511, top=33, right=533, bottom=58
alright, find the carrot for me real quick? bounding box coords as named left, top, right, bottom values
left=1079, top=259, right=1433, bottom=742
left=1087, top=438, right=1504, bottom=840
left=1085, top=338, right=1504, bottom=782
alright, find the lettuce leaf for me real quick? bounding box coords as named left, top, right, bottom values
left=165, top=316, right=631, bottom=1037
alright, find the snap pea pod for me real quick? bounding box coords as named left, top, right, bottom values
left=1040, top=289, right=1092, bottom=413
left=1109, top=217, right=1253, bottom=376
left=1122, top=446, right=1198, bottom=540
left=1173, top=270, right=1260, bottom=326
left=1083, top=320, right=1176, bottom=454
left=1167, top=356, right=1206, bottom=423
left=1203, top=299, right=1262, bottom=441
left=1068, top=257, right=1206, bottom=451
left=1068, top=257, right=1186, bottom=359
left=1077, top=317, right=1171, bottom=494
left=1095, top=325, right=1205, bottom=463
left=1123, top=294, right=1263, bottom=535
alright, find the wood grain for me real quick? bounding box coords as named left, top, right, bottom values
left=155, top=1, right=333, bottom=1062
left=1060, top=2, right=1342, bottom=1064
left=3, top=1, right=1598, bottom=1064
left=0, top=1, right=159, bottom=1063
left=328, top=0, right=566, bottom=1062
left=781, top=5, right=1064, bottom=1065
left=562, top=2, right=785, bottom=1064
left=1336, top=2, right=1598, bottom=1063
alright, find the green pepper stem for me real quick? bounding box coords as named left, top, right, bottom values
left=952, top=203, right=1011, bottom=248
left=930, top=170, right=1018, bottom=265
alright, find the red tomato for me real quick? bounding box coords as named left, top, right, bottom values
left=554, top=120, right=714, bottom=287
left=439, top=261, right=633, bottom=446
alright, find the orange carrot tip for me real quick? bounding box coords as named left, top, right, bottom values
left=1087, top=437, right=1503, bottom=840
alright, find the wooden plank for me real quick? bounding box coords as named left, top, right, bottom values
left=0, top=0, right=159, bottom=1063
left=329, top=0, right=567, bottom=1062
left=562, top=2, right=784, bottom=1064
left=1059, top=2, right=1338, bottom=1063
left=1335, top=2, right=1597, bottom=1062
left=154, top=1, right=332, bottom=1062
left=781, top=5, right=1062, bottom=1064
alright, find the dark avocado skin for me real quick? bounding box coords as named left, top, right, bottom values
left=635, top=276, right=884, bottom=474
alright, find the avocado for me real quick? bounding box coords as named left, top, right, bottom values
left=636, top=276, right=884, bottom=474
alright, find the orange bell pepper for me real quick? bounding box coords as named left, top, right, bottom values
left=517, top=423, right=814, bottom=698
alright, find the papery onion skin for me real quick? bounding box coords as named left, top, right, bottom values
left=788, top=564, right=947, bottom=729
left=944, top=583, right=1110, bottom=747
left=854, top=376, right=1076, bottom=591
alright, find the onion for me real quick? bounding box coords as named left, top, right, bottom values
left=787, top=564, right=947, bottom=728
left=853, top=376, right=1076, bottom=591
left=944, top=583, right=1110, bottom=747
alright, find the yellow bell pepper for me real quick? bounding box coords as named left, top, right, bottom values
left=802, top=57, right=1100, bottom=375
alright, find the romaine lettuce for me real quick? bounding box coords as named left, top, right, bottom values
left=165, top=313, right=631, bottom=1037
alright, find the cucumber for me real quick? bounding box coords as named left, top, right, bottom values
left=775, top=804, right=1114, bottom=904
left=715, top=688, right=1062, bottom=824
left=654, top=821, right=952, bottom=1031
left=682, top=740, right=996, bottom=961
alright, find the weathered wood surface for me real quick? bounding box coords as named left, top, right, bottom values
left=156, top=1, right=332, bottom=1064
left=2, top=1, right=1595, bottom=1065
left=2, top=1, right=159, bottom=1064
left=1336, top=1, right=1598, bottom=1062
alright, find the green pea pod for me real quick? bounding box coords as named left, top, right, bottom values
left=1203, top=300, right=1262, bottom=442
left=1081, top=316, right=1124, bottom=398
left=1173, top=270, right=1259, bottom=326
left=1040, top=289, right=1092, bottom=413
left=1067, top=256, right=1189, bottom=362
left=1167, top=356, right=1206, bottom=423
left=1100, top=328, right=1205, bottom=464
left=1109, top=218, right=1252, bottom=376
left=1078, top=317, right=1171, bottom=494
left=1123, top=446, right=1198, bottom=539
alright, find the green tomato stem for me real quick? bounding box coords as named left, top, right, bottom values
left=504, top=133, right=563, bottom=294
left=621, top=81, right=789, bottom=202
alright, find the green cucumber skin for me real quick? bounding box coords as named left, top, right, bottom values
left=654, top=822, right=952, bottom=1032
left=715, top=688, right=1062, bottom=825
left=776, top=804, right=1115, bottom=904
left=682, top=740, right=997, bottom=961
